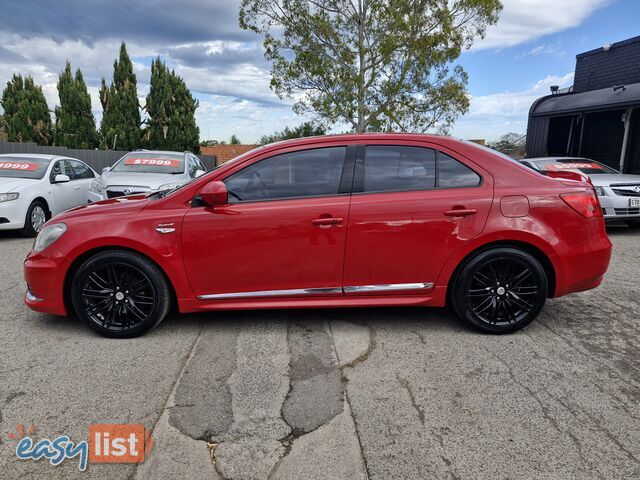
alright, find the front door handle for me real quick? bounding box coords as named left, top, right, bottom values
left=444, top=208, right=477, bottom=217
left=311, top=217, right=343, bottom=226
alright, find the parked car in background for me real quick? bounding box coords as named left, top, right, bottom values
left=0, top=154, right=97, bottom=236
left=88, top=150, right=207, bottom=202
left=24, top=134, right=612, bottom=338
left=519, top=157, right=640, bottom=228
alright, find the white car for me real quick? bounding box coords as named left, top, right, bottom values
left=519, top=157, right=640, bottom=227
left=0, top=154, right=98, bottom=236
left=88, top=150, right=207, bottom=202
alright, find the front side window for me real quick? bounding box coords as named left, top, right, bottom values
left=363, top=146, right=436, bottom=193
left=224, top=147, right=346, bottom=202
left=50, top=160, right=71, bottom=182
left=68, top=159, right=95, bottom=180
left=188, top=156, right=199, bottom=178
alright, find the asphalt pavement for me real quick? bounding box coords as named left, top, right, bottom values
left=1, top=227, right=639, bottom=479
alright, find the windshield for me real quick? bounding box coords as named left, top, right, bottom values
left=534, top=159, right=618, bottom=175
left=0, top=157, right=50, bottom=179
left=111, top=152, right=185, bottom=174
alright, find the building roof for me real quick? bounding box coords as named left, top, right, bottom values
left=576, top=34, right=640, bottom=59
left=530, top=81, right=640, bottom=116
left=200, top=144, right=258, bottom=164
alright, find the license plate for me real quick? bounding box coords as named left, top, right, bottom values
left=631, top=198, right=640, bottom=207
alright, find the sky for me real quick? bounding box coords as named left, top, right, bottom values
left=0, top=0, right=639, bottom=144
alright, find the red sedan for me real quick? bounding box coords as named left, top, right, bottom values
left=24, top=134, right=612, bottom=337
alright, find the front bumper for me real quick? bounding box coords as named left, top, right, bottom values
left=0, top=198, right=27, bottom=230
left=24, top=249, right=69, bottom=315
left=598, top=191, right=640, bottom=221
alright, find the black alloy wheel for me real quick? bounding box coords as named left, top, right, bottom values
left=452, top=247, right=548, bottom=333
left=71, top=251, right=171, bottom=338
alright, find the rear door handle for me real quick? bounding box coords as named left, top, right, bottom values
left=311, top=217, right=343, bottom=226
left=444, top=208, right=477, bottom=217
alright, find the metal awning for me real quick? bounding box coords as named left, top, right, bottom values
left=531, top=82, right=640, bottom=116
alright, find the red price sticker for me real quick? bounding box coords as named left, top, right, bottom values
left=124, top=158, right=182, bottom=167
left=0, top=162, right=39, bottom=171
left=547, top=162, right=604, bottom=171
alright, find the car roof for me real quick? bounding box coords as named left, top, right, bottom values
left=129, top=150, right=190, bottom=155
left=0, top=153, right=62, bottom=160
left=263, top=132, right=449, bottom=149
left=526, top=157, right=593, bottom=162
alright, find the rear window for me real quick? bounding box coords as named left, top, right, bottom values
left=534, top=159, right=617, bottom=175
left=111, top=152, right=185, bottom=174
left=0, top=157, right=50, bottom=179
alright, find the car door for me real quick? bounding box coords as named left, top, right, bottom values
left=181, top=145, right=354, bottom=299
left=67, top=159, right=96, bottom=206
left=48, top=159, right=78, bottom=214
left=342, top=143, right=493, bottom=295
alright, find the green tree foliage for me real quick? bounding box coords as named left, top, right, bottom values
left=99, top=42, right=141, bottom=150
left=259, top=121, right=326, bottom=144
left=229, top=134, right=241, bottom=144
left=144, top=58, right=200, bottom=153
left=488, top=132, right=526, bottom=158
left=55, top=62, right=99, bottom=149
left=0, top=74, right=52, bottom=145
left=240, top=0, right=501, bottom=133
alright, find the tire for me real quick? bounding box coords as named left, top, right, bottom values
left=451, top=247, right=548, bottom=334
left=71, top=250, right=171, bottom=338
left=626, top=220, right=640, bottom=229
left=21, top=200, right=48, bottom=237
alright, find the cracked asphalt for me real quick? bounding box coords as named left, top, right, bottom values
left=1, top=227, right=639, bottom=479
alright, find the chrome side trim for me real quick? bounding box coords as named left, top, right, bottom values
left=343, top=282, right=433, bottom=293
left=197, top=287, right=342, bottom=300
left=197, top=283, right=433, bottom=301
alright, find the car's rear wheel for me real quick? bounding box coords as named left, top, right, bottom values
left=452, top=248, right=548, bottom=334
left=71, top=250, right=171, bottom=338
left=21, top=200, right=48, bottom=237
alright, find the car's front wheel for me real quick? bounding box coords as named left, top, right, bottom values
left=71, top=250, right=171, bottom=338
left=452, top=247, right=548, bottom=334
left=21, top=200, right=48, bottom=237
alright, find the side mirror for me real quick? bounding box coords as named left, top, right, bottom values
left=102, top=167, right=111, bottom=174
left=199, top=181, right=228, bottom=207
left=195, top=169, right=206, bottom=178
left=53, top=174, right=70, bottom=183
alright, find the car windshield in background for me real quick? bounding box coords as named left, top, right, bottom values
left=0, top=157, right=50, bottom=179
left=111, top=153, right=185, bottom=174
left=534, top=159, right=618, bottom=175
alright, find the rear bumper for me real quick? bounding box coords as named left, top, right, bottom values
left=23, top=250, right=68, bottom=316
left=552, top=230, right=612, bottom=297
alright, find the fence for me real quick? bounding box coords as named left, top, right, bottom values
left=0, top=140, right=218, bottom=172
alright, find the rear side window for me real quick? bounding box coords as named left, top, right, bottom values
left=363, top=146, right=436, bottom=193
left=437, top=153, right=481, bottom=188
left=224, top=147, right=346, bottom=202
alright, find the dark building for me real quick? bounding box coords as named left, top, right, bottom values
left=526, top=35, right=640, bottom=174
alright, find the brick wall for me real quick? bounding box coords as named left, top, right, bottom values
left=574, top=35, right=640, bottom=93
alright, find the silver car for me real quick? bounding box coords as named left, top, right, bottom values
left=519, top=157, right=640, bottom=227
left=88, top=150, right=207, bottom=202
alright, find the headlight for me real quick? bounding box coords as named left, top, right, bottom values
left=89, top=180, right=104, bottom=194
left=0, top=192, right=19, bottom=203
left=33, top=223, right=67, bottom=253
left=594, top=186, right=607, bottom=196
left=158, top=182, right=182, bottom=192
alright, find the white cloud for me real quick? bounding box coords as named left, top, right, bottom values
left=475, top=0, right=612, bottom=50
left=452, top=72, right=574, bottom=141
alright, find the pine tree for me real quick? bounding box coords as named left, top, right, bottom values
left=0, top=74, right=52, bottom=145
left=100, top=42, right=141, bottom=150
left=55, top=62, right=99, bottom=149
left=144, top=58, right=200, bottom=153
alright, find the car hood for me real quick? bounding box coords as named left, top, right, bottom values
left=0, top=177, right=39, bottom=192
left=53, top=194, right=151, bottom=223
left=100, top=171, right=183, bottom=188
left=589, top=174, right=640, bottom=186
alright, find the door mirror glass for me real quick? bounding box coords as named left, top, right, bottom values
left=195, top=169, right=206, bottom=178
left=53, top=174, right=70, bottom=183
left=199, top=181, right=228, bottom=206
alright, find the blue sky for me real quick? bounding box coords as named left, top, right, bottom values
left=0, top=0, right=638, bottom=143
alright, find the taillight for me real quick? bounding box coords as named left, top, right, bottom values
left=560, top=190, right=603, bottom=219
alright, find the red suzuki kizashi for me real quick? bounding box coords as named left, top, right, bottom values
left=24, top=134, right=612, bottom=337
